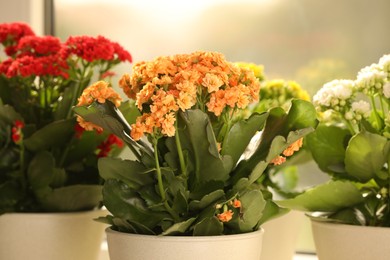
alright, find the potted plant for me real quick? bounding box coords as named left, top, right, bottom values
left=74, top=50, right=318, bottom=260
left=278, top=54, right=390, bottom=260
left=244, top=74, right=312, bottom=260
left=0, top=22, right=132, bottom=260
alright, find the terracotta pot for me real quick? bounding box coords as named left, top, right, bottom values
left=106, top=227, right=264, bottom=260
left=0, top=210, right=108, bottom=260
left=311, top=220, right=390, bottom=260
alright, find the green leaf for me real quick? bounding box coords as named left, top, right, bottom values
left=193, top=217, right=223, bottom=236
left=238, top=190, right=266, bottom=231
left=188, top=189, right=225, bottom=211
left=28, top=151, right=55, bottom=190
left=0, top=181, right=22, bottom=212
left=306, top=124, right=350, bottom=174
left=258, top=200, right=289, bottom=225
left=161, top=217, right=196, bottom=235
left=178, top=109, right=233, bottom=184
left=102, top=179, right=166, bottom=229
left=232, top=100, right=317, bottom=182
left=23, top=119, right=75, bottom=151
left=172, top=190, right=188, bottom=214
left=276, top=180, right=364, bottom=212
left=345, top=131, right=389, bottom=182
left=221, top=112, right=268, bottom=166
left=0, top=104, right=22, bottom=124
left=39, top=184, right=102, bottom=211
left=118, top=100, right=141, bottom=126
left=98, top=157, right=154, bottom=189
left=73, top=101, right=153, bottom=158
left=54, top=83, right=76, bottom=120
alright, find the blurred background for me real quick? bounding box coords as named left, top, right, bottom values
left=1, top=0, right=389, bottom=256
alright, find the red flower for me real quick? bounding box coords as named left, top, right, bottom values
left=0, top=22, right=35, bottom=56
left=16, top=35, right=63, bottom=57
left=96, top=134, right=124, bottom=158
left=65, top=35, right=132, bottom=63
left=11, top=120, right=24, bottom=144
left=74, top=123, right=85, bottom=139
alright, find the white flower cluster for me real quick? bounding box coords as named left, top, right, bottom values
left=345, top=100, right=371, bottom=123
left=314, top=54, right=390, bottom=126
left=313, top=79, right=354, bottom=110
left=355, top=64, right=387, bottom=94
left=379, top=54, right=390, bottom=78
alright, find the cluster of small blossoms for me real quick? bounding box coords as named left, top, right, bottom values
left=0, top=22, right=34, bottom=56
left=313, top=79, right=354, bottom=114
left=355, top=63, right=387, bottom=95
left=11, top=120, right=24, bottom=144
left=271, top=138, right=303, bottom=166
left=119, top=51, right=260, bottom=141
left=76, top=81, right=123, bottom=132
left=0, top=22, right=132, bottom=80
left=256, top=80, right=310, bottom=112
left=314, top=54, right=390, bottom=127
left=215, top=198, right=242, bottom=223
left=96, top=134, right=124, bottom=158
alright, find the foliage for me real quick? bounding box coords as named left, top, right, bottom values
left=278, top=54, right=390, bottom=227
left=0, top=22, right=131, bottom=213
left=74, top=51, right=318, bottom=235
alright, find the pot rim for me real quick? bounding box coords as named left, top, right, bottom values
left=311, top=218, right=390, bottom=232
left=106, top=226, right=264, bottom=242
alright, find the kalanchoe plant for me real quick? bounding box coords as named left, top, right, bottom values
left=0, top=22, right=132, bottom=213
left=235, top=63, right=313, bottom=198
left=278, top=54, right=390, bottom=227
left=74, top=51, right=318, bottom=236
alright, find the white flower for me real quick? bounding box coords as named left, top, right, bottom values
left=383, top=82, right=390, bottom=98
left=378, top=54, right=390, bottom=76
left=356, top=64, right=387, bottom=93
left=351, top=100, right=371, bottom=119
left=313, top=79, right=354, bottom=109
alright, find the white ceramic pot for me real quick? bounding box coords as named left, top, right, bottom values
left=260, top=210, right=304, bottom=260
left=0, top=210, right=108, bottom=260
left=106, top=227, right=264, bottom=260
left=311, top=220, right=390, bottom=260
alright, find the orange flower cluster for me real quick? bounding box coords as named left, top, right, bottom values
left=119, top=51, right=260, bottom=141
left=271, top=138, right=303, bottom=165
left=216, top=198, right=242, bottom=223
left=76, top=81, right=122, bottom=132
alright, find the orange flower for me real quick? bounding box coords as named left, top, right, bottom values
left=76, top=81, right=122, bottom=132
left=77, top=81, right=122, bottom=107
left=232, top=199, right=241, bottom=208
left=217, top=210, right=234, bottom=222
left=271, top=155, right=286, bottom=166
left=202, top=73, right=224, bottom=93
left=282, top=138, right=303, bottom=157
left=161, top=112, right=176, bottom=137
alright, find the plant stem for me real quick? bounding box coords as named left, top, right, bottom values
left=153, top=137, right=180, bottom=221
left=175, top=119, right=187, bottom=188
left=19, top=143, right=26, bottom=191
left=370, top=95, right=383, bottom=130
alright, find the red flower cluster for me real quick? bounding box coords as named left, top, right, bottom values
left=11, top=120, right=24, bottom=144
left=65, top=35, right=132, bottom=63
left=97, top=134, right=124, bottom=158
left=0, top=22, right=34, bottom=56
left=0, top=22, right=132, bottom=79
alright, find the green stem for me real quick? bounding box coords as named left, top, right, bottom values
left=153, top=137, right=180, bottom=221
left=19, top=143, right=26, bottom=191
left=175, top=119, right=187, bottom=187
left=343, top=118, right=357, bottom=135
left=370, top=95, right=383, bottom=129
left=379, top=95, right=386, bottom=119
left=66, top=64, right=90, bottom=119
